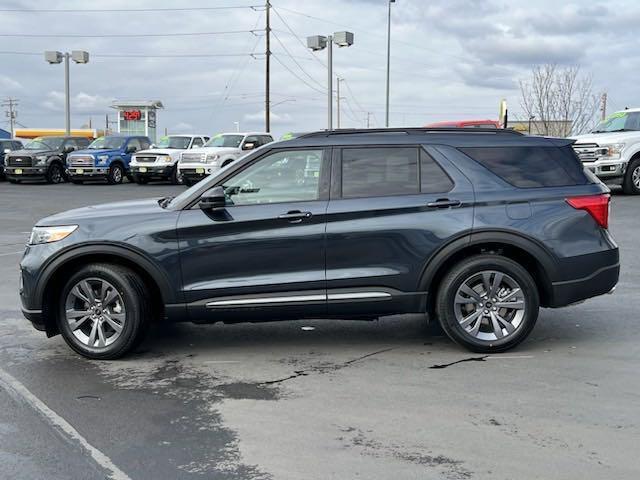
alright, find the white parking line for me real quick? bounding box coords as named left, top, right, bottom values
left=0, top=367, right=132, bottom=480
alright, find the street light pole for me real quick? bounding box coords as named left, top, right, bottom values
left=385, top=0, right=395, bottom=127
left=327, top=35, right=333, bottom=130
left=64, top=53, right=70, bottom=135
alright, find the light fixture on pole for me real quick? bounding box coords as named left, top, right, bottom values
left=307, top=31, right=354, bottom=130
left=385, top=0, right=395, bottom=127
left=44, top=50, right=90, bottom=136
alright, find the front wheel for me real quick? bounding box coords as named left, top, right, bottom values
left=436, top=254, right=539, bottom=353
left=622, top=158, right=640, bottom=195
left=57, top=263, right=150, bottom=359
left=135, top=176, right=149, bottom=185
left=45, top=163, right=64, bottom=184
left=107, top=164, right=123, bottom=185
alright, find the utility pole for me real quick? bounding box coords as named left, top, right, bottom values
left=600, top=92, right=607, bottom=121
left=265, top=0, right=271, bottom=133
left=385, top=0, right=395, bottom=127
left=366, top=111, right=371, bottom=128
left=327, top=35, right=333, bottom=130
left=336, top=77, right=342, bottom=129
left=2, top=98, right=18, bottom=137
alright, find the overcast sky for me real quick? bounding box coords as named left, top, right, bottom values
left=1, top=0, right=639, bottom=138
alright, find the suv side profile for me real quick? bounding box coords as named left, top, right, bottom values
left=66, top=135, right=151, bottom=184
left=20, top=128, right=619, bottom=359
left=4, top=136, right=89, bottom=184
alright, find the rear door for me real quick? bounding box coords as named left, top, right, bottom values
left=325, top=145, right=474, bottom=316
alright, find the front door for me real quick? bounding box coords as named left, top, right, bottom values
left=177, top=147, right=330, bottom=322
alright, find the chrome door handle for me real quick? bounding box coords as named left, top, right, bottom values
left=426, top=199, right=461, bottom=209
left=278, top=211, right=312, bottom=223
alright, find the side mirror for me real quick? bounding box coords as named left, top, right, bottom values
left=63, top=145, right=75, bottom=153
left=199, top=186, right=226, bottom=210
left=242, top=142, right=255, bottom=151
left=126, top=145, right=137, bottom=154
left=150, top=144, right=156, bottom=149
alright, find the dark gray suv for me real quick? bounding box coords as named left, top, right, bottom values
left=19, top=128, right=619, bottom=359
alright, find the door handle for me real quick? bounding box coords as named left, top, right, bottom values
left=278, top=210, right=313, bottom=223
left=426, top=199, right=461, bottom=209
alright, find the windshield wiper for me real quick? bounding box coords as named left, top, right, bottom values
left=608, top=129, right=634, bottom=132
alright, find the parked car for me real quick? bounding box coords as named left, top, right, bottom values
left=571, top=108, right=640, bottom=194
left=19, top=127, right=619, bottom=359
left=0, top=139, right=24, bottom=180
left=4, top=136, right=89, bottom=184
left=130, top=134, right=209, bottom=185
left=66, top=135, right=151, bottom=184
left=178, top=132, right=273, bottom=186
left=425, top=119, right=501, bottom=129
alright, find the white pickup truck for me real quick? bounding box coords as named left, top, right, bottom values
left=177, top=132, right=273, bottom=186
left=129, top=134, right=209, bottom=184
left=571, top=108, right=640, bottom=194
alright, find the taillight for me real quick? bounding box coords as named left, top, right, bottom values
left=566, top=194, right=610, bottom=229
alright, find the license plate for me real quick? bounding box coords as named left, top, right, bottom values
left=139, top=167, right=147, bottom=173
left=76, top=168, right=84, bottom=174
left=14, top=168, right=22, bottom=175
left=196, top=168, right=205, bottom=174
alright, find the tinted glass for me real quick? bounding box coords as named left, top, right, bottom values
left=459, top=146, right=589, bottom=188
left=342, top=147, right=418, bottom=198
left=223, top=149, right=324, bottom=205
left=421, top=150, right=454, bottom=193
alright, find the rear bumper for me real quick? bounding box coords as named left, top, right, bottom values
left=549, top=248, right=620, bottom=307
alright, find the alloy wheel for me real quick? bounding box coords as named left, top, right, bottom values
left=64, top=278, right=126, bottom=348
left=633, top=165, right=640, bottom=189
left=453, top=270, right=526, bottom=341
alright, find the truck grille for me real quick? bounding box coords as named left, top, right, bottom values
left=181, top=153, right=205, bottom=163
left=573, top=143, right=600, bottom=163
left=69, top=156, right=95, bottom=166
left=135, top=155, right=157, bottom=163
left=7, top=156, right=33, bottom=167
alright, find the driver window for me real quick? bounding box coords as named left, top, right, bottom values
left=223, top=149, right=324, bottom=205
left=127, top=139, right=141, bottom=152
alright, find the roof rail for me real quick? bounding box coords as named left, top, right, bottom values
left=297, top=127, right=523, bottom=138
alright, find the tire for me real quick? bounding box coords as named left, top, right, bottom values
left=435, top=254, right=539, bottom=353
left=183, top=177, right=196, bottom=187
left=622, top=158, right=640, bottom=195
left=45, top=162, right=64, bottom=184
left=135, top=176, right=149, bottom=185
left=170, top=166, right=181, bottom=185
left=57, top=263, right=150, bottom=360
left=107, top=163, right=124, bottom=185
left=221, top=159, right=233, bottom=168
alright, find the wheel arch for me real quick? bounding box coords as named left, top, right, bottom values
left=37, top=244, right=174, bottom=336
left=420, top=230, right=557, bottom=316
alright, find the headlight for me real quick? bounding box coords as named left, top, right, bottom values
left=206, top=154, right=219, bottom=164
left=35, top=155, right=48, bottom=165
left=599, top=143, right=625, bottom=159
left=97, top=155, right=109, bottom=164
left=159, top=155, right=173, bottom=163
left=28, top=225, right=78, bottom=245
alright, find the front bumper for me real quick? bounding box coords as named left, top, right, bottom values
left=179, top=166, right=212, bottom=182
left=131, top=165, right=173, bottom=178
left=582, top=160, right=626, bottom=180
left=67, top=166, right=109, bottom=177
left=5, top=166, right=48, bottom=178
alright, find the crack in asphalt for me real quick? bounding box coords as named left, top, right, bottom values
left=261, top=347, right=395, bottom=385
left=429, top=355, right=489, bottom=369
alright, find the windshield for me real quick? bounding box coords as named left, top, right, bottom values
left=593, top=112, right=640, bottom=133
left=156, top=136, right=191, bottom=149
left=88, top=137, right=126, bottom=150
left=204, top=134, right=244, bottom=148
left=25, top=137, right=63, bottom=150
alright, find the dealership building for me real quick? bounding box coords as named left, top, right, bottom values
left=111, top=100, right=163, bottom=143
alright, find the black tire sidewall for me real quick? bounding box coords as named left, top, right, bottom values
left=108, top=164, right=123, bottom=184
left=436, top=255, right=539, bottom=353
left=623, top=159, right=640, bottom=195
left=47, top=163, right=63, bottom=184
left=57, top=264, right=146, bottom=359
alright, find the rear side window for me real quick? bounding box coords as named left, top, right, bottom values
left=421, top=150, right=454, bottom=193
left=341, top=147, right=418, bottom=198
left=459, top=146, right=589, bottom=188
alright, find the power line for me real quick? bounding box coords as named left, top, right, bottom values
left=272, top=55, right=326, bottom=94
left=0, top=5, right=261, bottom=13
left=0, top=29, right=259, bottom=38
left=271, top=32, right=324, bottom=89
left=0, top=50, right=260, bottom=59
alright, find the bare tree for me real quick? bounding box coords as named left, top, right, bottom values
left=519, top=65, right=599, bottom=136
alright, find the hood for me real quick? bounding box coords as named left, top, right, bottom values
left=571, top=131, right=640, bottom=145
left=71, top=148, right=121, bottom=156
left=38, top=198, right=166, bottom=226
left=136, top=148, right=182, bottom=157
left=7, top=148, right=53, bottom=156
left=186, top=146, right=239, bottom=156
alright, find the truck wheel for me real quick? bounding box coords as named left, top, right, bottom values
left=135, top=176, right=149, bottom=185
left=622, top=158, right=640, bottom=195
left=170, top=166, right=181, bottom=185
left=183, top=178, right=196, bottom=187
left=107, top=164, right=124, bottom=185
left=435, top=254, right=539, bottom=353
left=57, top=263, right=150, bottom=360
left=45, top=163, right=64, bottom=184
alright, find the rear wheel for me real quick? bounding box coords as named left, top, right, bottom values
left=622, top=158, right=640, bottom=195
left=45, top=163, right=64, bottom=184
left=107, top=163, right=123, bottom=185
left=436, top=254, right=539, bottom=353
left=57, top=264, right=150, bottom=359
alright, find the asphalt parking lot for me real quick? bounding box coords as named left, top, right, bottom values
left=0, top=181, right=639, bottom=480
